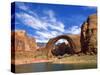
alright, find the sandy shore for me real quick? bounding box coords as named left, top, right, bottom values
left=11, top=55, right=97, bottom=65
left=11, top=58, right=52, bottom=65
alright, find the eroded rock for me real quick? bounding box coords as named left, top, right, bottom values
left=81, top=14, right=97, bottom=54
left=11, top=30, right=38, bottom=51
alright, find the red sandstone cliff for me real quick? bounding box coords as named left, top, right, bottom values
left=11, top=30, right=37, bottom=51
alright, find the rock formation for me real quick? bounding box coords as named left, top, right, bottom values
left=81, top=14, right=97, bottom=54
left=46, top=35, right=81, bottom=58
left=68, top=35, right=81, bottom=53
left=11, top=30, right=37, bottom=51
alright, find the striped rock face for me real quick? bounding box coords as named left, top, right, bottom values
left=11, top=30, right=38, bottom=51
left=81, top=14, right=97, bottom=54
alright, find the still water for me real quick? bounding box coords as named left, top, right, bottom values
left=13, top=62, right=97, bottom=73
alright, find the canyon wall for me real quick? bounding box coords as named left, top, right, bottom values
left=81, top=14, right=97, bottom=54
left=11, top=30, right=37, bottom=51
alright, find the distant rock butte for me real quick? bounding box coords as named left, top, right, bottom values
left=11, top=30, right=38, bottom=51
left=81, top=14, right=97, bottom=54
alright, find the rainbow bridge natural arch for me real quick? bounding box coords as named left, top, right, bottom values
left=45, top=35, right=80, bottom=58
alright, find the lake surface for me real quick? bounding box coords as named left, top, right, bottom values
left=12, top=62, right=97, bottom=73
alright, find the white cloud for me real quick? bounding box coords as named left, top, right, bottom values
left=44, top=10, right=56, bottom=22
left=43, top=10, right=65, bottom=32
left=35, top=30, right=63, bottom=42
left=16, top=2, right=28, bottom=11
left=16, top=8, right=65, bottom=32
left=16, top=5, right=81, bottom=42
left=36, top=30, right=62, bottom=39
left=16, top=7, right=66, bottom=42
left=55, top=39, right=68, bottom=44
left=16, top=13, right=48, bottom=30
left=48, top=22, right=65, bottom=32
left=66, top=26, right=81, bottom=34
left=36, top=31, right=54, bottom=39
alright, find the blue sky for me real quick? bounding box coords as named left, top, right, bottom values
left=11, top=2, right=97, bottom=42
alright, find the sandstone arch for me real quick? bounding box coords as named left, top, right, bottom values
left=45, top=35, right=79, bottom=58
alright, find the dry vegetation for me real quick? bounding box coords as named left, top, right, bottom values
left=52, top=55, right=97, bottom=64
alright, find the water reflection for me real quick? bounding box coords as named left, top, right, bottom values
left=13, top=62, right=97, bottom=73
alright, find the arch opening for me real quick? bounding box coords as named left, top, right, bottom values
left=51, top=39, right=73, bottom=56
